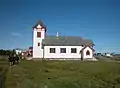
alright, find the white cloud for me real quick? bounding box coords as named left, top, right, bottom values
left=11, top=32, right=22, bottom=37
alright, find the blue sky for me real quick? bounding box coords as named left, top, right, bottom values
left=0, top=0, right=120, bottom=53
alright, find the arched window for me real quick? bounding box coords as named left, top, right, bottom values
left=38, top=42, right=40, bottom=46
left=86, top=50, right=90, bottom=55
left=37, top=32, right=41, bottom=37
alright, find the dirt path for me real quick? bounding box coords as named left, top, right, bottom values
left=0, top=73, right=3, bottom=88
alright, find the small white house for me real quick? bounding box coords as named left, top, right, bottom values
left=105, top=53, right=113, bottom=57
left=14, top=48, right=22, bottom=55
left=32, top=20, right=95, bottom=60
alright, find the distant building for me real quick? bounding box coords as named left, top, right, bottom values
left=22, top=46, right=33, bottom=57
left=104, top=53, right=113, bottom=57
left=14, top=48, right=22, bottom=55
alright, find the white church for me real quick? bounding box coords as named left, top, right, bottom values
left=32, top=20, right=95, bottom=60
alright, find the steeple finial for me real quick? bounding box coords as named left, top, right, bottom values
left=56, top=32, right=59, bottom=37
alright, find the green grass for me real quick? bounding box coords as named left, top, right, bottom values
left=0, top=58, right=9, bottom=88
left=3, top=60, right=120, bottom=88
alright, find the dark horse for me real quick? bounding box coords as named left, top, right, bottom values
left=15, top=55, right=20, bottom=64
left=8, top=55, right=14, bottom=66
left=8, top=54, right=20, bottom=66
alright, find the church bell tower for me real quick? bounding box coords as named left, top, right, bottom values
left=32, top=20, right=46, bottom=58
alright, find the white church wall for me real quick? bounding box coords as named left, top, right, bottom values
left=44, top=46, right=83, bottom=59
left=33, top=25, right=45, bottom=58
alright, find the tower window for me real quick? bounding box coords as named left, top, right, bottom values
left=50, top=48, right=55, bottom=53
left=60, top=48, right=66, bottom=53
left=71, top=48, right=77, bottom=53
left=37, top=32, right=41, bottom=37
left=86, top=50, right=90, bottom=55
left=38, top=43, right=40, bottom=46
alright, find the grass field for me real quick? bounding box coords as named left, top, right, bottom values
left=0, top=58, right=9, bottom=88
left=1, top=60, right=120, bottom=88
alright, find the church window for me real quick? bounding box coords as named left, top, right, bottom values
left=37, top=32, right=41, bottom=37
left=60, top=48, right=66, bottom=53
left=86, top=50, right=90, bottom=55
left=38, top=43, right=40, bottom=46
left=71, top=48, right=77, bottom=53
left=50, top=48, right=55, bottom=53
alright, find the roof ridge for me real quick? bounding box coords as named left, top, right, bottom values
left=46, top=35, right=83, bottom=37
left=43, top=36, right=94, bottom=46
